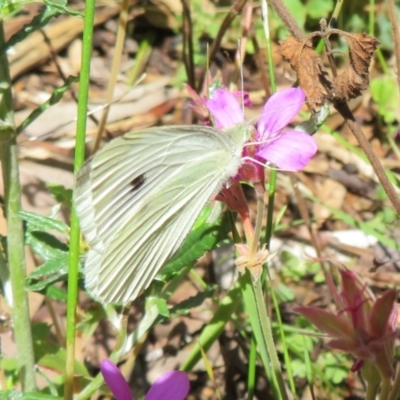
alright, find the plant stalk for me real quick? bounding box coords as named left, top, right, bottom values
left=0, top=21, right=37, bottom=391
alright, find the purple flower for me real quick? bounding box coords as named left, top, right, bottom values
left=100, top=360, right=190, bottom=400
left=206, top=87, right=317, bottom=172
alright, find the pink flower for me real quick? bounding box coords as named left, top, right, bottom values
left=295, top=268, right=397, bottom=377
left=100, top=360, right=190, bottom=400
left=206, top=87, right=317, bottom=172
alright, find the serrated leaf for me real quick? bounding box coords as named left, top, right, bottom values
left=20, top=211, right=69, bottom=234
left=25, top=230, right=68, bottom=261
left=29, top=253, right=69, bottom=279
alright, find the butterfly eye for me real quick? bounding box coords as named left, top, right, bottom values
left=130, top=174, right=145, bottom=192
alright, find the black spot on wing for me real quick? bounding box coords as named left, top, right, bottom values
left=130, top=174, right=145, bottom=192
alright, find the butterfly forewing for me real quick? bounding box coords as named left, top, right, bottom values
left=75, top=125, right=246, bottom=303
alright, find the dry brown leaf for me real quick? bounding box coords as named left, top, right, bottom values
left=330, top=31, right=379, bottom=101
left=332, top=66, right=365, bottom=100
left=340, top=32, right=380, bottom=77
left=279, top=36, right=331, bottom=111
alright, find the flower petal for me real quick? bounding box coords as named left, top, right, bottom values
left=100, top=360, right=132, bottom=400
left=257, top=87, right=305, bottom=141
left=206, top=89, right=244, bottom=129
left=256, top=130, right=317, bottom=171
left=145, top=371, right=190, bottom=400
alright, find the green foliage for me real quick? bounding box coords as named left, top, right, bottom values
left=158, top=209, right=232, bottom=282
left=0, top=0, right=81, bottom=19
left=20, top=211, right=70, bottom=298
left=371, top=76, right=400, bottom=124
left=46, top=184, right=73, bottom=208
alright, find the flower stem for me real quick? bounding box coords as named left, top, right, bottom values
left=64, top=0, right=96, bottom=398
left=253, top=279, right=287, bottom=400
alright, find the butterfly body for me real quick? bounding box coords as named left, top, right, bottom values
left=75, top=124, right=249, bottom=303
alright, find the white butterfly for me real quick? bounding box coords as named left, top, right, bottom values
left=74, top=124, right=252, bottom=303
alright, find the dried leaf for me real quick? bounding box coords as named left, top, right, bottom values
left=329, top=31, right=379, bottom=101
left=341, top=32, right=380, bottom=77
left=279, top=36, right=331, bottom=111
left=332, top=67, right=365, bottom=101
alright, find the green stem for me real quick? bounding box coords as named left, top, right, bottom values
left=64, top=1, right=96, bottom=399
left=253, top=280, right=287, bottom=400
left=380, top=378, right=391, bottom=400
left=247, top=338, right=257, bottom=400
left=0, top=21, right=37, bottom=391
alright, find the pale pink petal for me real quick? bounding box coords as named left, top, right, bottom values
left=101, top=360, right=132, bottom=400
left=145, top=371, right=190, bottom=400
left=206, top=89, right=244, bottom=129
left=256, top=130, right=317, bottom=171
left=257, top=87, right=305, bottom=141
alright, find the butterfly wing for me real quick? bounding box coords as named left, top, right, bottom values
left=75, top=125, right=243, bottom=303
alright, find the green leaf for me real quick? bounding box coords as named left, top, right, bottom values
left=17, top=76, right=79, bottom=134
left=28, top=273, right=67, bottom=292
left=44, top=284, right=68, bottom=301
left=0, top=0, right=43, bottom=18
left=25, top=230, right=68, bottom=261
left=4, top=5, right=59, bottom=50
left=46, top=183, right=73, bottom=208
left=38, top=348, right=88, bottom=376
left=43, top=0, right=83, bottom=17
left=19, top=211, right=69, bottom=235
left=32, top=323, right=89, bottom=376
left=159, top=215, right=230, bottom=281
left=28, top=253, right=69, bottom=279
left=155, top=298, right=170, bottom=317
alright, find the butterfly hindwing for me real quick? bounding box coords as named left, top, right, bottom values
left=75, top=125, right=244, bottom=303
